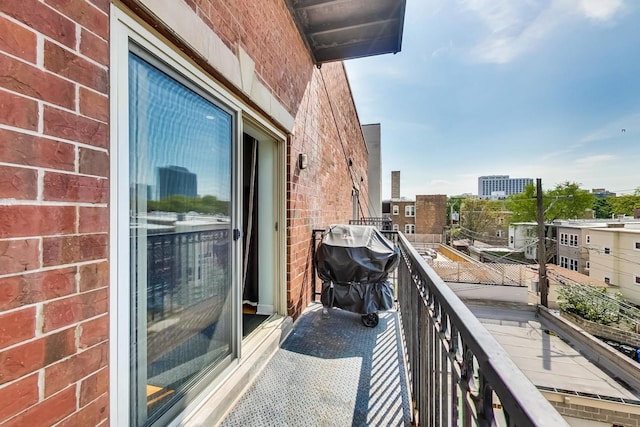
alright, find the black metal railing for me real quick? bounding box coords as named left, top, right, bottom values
left=349, top=217, right=392, bottom=230
left=145, top=228, right=230, bottom=322
left=386, top=231, right=569, bottom=427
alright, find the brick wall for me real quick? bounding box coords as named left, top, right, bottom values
left=390, top=201, right=415, bottom=231
left=137, top=0, right=369, bottom=319
left=415, top=195, right=447, bottom=235
left=0, top=0, right=371, bottom=423
left=181, top=0, right=312, bottom=116
left=551, top=401, right=640, bottom=426
left=286, top=63, right=369, bottom=319
left=0, top=1, right=110, bottom=425
left=561, top=311, right=640, bottom=347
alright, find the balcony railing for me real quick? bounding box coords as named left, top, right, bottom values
left=386, top=231, right=568, bottom=426
left=350, top=217, right=393, bottom=230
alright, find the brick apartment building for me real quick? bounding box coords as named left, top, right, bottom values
left=382, top=172, right=447, bottom=243
left=415, top=195, right=447, bottom=235
left=0, top=1, right=405, bottom=426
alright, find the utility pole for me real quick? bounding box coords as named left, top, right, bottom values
left=536, top=178, right=548, bottom=307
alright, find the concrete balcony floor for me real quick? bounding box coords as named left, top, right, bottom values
left=219, top=303, right=412, bottom=426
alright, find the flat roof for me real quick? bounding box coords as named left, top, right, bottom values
left=470, top=305, right=639, bottom=400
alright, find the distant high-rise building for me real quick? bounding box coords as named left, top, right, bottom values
left=591, top=188, right=616, bottom=198
left=158, top=166, right=198, bottom=199
left=478, top=175, right=533, bottom=199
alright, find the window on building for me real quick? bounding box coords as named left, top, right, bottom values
left=635, top=242, right=640, bottom=250
left=586, top=261, right=590, bottom=269
left=560, top=233, right=567, bottom=245
left=392, top=224, right=399, bottom=231
left=392, top=205, right=399, bottom=215
left=636, top=276, right=640, bottom=285
left=128, top=48, right=235, bottom=424
left=585, top=235, right=590, bottom=244
left=569, top=258, right=578, bottom=271
left=604, top=247, right=611, bottom=254
left=405, top=224, right=415, bottom=234
left=510, top=235, right=514, bottom=244
left=569, top=234, right=578, bottom=247
left=604, top=277, right=610, bottom=284
left=405, top=205, right=415, bottom=217
left=496, top=230, right=502, bottom=237
left=560, top=256, right=567, bottom=269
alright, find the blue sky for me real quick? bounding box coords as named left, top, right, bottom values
left=345, top=0, right=640, bottom=199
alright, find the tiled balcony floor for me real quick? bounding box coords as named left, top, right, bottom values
left=219, top=303, right=412, bottom=426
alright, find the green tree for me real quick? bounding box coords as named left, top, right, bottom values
left=557, top=284, right=623, bottom=325
left=504, top=183, right=537, bottom=222
left=446, top=196, right=464, bottom=223
left=608, top=188, right=640, bottom=216
left=459, top=198, right=503, bottom=244
left=593, top=197, right=613, bottom=219
left=545, top=181, right=595, bottom=221
left=147, top=194, right=229, bottom=215
left=504, top=181, right=594, bottom=223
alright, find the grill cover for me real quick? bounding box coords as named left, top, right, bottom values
left=316, top=224, right=399, bottom=314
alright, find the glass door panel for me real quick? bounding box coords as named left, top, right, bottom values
left=128, top=51, right=234, bottom=425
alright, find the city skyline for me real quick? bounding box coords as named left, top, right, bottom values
left=345, top=0, right=640, bottom=199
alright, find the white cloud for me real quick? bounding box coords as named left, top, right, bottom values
left=462, top=0, right=625, bottom=64
left=575, top=154, right=617, bottom=165
left=431, top=40, right=454, bottom=58
left=579, top=0, right=623, bottom=21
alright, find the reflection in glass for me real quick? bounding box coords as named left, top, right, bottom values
left=128, top=52, right=233, bottom=425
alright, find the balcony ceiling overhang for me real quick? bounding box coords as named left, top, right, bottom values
left=286, top=0, right=407, bottom=64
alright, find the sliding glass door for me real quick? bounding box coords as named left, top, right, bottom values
left=128, top=49, right=235, bottom=425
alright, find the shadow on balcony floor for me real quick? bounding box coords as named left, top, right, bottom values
left=219, top=302, right=412, bottom=426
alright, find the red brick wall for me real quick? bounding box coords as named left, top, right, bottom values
left=0, top=1, right=110, bottom=425
left=0, top=0, right=370, bottom=423
left=390, top=201, right=416, bottom=231
left=178, top=0, right=370, bottom=319
left=182, top=0, right=313, bottom=116
left=286, top=63, right=369, bottom=319
left=415, top=195, right=447, bottom=234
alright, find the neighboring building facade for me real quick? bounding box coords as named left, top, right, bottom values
left=553, top=223, right=598, bottom=275
left=0, top=1, right=404, bottom=426
left=478, top=175, right=533, bottom=199
left=362, top=123, right=382, bottom=218
left=588, top=224, right=640, bottom=304
left=509, top=222, right=538, bottom=261
left=383, top=172, right=447, bottom=241
left=415, top=195, right=447, bottom=235
left=388, top=198, right=416, bottom=234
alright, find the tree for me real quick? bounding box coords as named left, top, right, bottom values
left=147, top=194, right=229, bottom=215
left=504, top=181, right=595, bottom=223
left=446, top=196, right=464, bottom=223
left=545, top=181, right=595, bottom=221
left=504, top=183, right=537, bottom=222
left=557, top=284, right=623, bottom=325
left=608, top=188, right=640, bottom=216
left=459, top=198, right=503, bottom=244
left=593, top=197, right=613, bottom=219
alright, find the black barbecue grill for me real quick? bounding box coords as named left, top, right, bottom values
left=315, top=224, right=399, bottom=327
